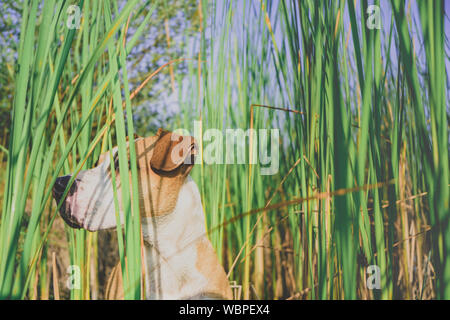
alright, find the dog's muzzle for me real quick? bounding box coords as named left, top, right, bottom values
left=52, top=175, right=81, bottom=229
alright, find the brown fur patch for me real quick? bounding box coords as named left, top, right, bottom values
left=195, top=238, right=233, bottom=299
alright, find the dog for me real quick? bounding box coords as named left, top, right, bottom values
left=52, top=129, right=232, bottom=299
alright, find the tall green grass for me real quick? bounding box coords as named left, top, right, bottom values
left=0, top=0, right=448, bottom=300
left=0, top=0, right=150, bottom=299
left=178, top=0, right=448, bottom=300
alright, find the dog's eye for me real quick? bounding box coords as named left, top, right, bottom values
left=113, top=156, right=132, bottom=170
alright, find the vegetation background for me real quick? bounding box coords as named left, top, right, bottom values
left=0, top=0, right=448, bottom=299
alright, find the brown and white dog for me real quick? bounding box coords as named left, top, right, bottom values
left=52, top=129, right=232, bottom=300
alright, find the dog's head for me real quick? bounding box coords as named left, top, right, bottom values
left=52, top=129, right=198, bottom=231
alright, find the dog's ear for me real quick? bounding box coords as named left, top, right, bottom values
left=150, top=129, right=197, bottom=173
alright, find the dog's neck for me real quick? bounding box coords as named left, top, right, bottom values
left=140, top=177, right=214, bottom=299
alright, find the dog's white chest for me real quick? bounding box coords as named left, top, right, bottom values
left=140, top=177, right=209, bottom=299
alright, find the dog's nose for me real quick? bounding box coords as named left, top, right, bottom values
left=54, top=175, right=71, bottom=193
left=52, top=175, right=77, bottom=201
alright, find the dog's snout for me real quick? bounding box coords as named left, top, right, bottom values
left=52, top=175, right=82, bottom=229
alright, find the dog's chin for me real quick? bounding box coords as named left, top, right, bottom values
left=59, top=209, right=83, bottom=229
left=54, top=196, right=84, bottom=229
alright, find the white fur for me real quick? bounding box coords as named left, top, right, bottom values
left=71, top=153, right=123, bottom=231
left=141, top=176, right=209, bottom=299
